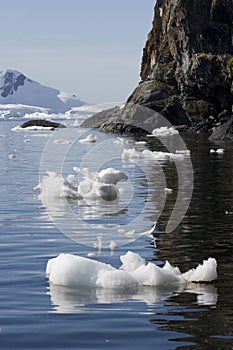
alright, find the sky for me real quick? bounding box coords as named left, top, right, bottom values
left=1, top=0, right=155, bottom=104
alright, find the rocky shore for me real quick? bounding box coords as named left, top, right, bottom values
left=82, top=0, right=233, bottom=140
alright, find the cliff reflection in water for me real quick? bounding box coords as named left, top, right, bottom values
left=150, top=133, right=233, bottom=348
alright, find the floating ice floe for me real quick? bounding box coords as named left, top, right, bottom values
left=148, top=126, right=179, bottom=137
left=46, top=251, right=217, bottom=289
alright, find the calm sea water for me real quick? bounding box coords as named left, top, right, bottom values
left=1, top=119, right=233, bottom=350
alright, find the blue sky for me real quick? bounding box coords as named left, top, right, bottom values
left=1, top=1, right=155, bottom=104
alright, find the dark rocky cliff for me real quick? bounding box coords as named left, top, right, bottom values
left=82, top=0, right=233, bottom=140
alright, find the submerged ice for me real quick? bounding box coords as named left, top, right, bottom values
left=46, top=251, right=217, bottom=289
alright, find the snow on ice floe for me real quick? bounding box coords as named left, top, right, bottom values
left=37, top=167, right=128, bottom=203
left=46, top=251, right=217, bottom=289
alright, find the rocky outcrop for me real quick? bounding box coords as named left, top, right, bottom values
left=82, top=0, right=233, bottom=140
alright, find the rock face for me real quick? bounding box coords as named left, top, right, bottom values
left=82, top=0, right=233, bottom=140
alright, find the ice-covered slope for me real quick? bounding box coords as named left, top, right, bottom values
left=0, top=69, right=86, bottom=113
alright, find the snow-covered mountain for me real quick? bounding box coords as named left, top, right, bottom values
left=0, top=69, right=86, bottom=114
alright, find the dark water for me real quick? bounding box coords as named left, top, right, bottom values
left=1, top=120, right=233, bottom=350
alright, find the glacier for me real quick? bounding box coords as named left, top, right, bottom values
left=0, top=69, right=87, bottom=116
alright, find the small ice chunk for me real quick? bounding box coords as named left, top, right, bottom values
left=98, top=168, right=128, bottom=184
left=141, top=149, right=185, bottom=162
left=54, top=139, right=72, bottom=145
left=216, top=148, right=225, bottom=154
left=87, top=252, right=97, bottom=257
left=142, top=150, right=171, bottom=161
left=176, top=150, right=190, bottom=156
left=78, top=179, right=119, bottom=201
left=113, top=137, right=130, bottom=145
left=109, top=241, right=118, bottom=250
left=79, top=134, right=96, bottom=143
left=210, top=148, right=225, bottom=155
left=8, top=153, right=16, bottom=159
left=149, top=126, right=179, bottom=137
left=164, top=187, right=173, bottom=194
left=118, top=229, right=135, bottom=238
left=122, top=148, right=140, bottom=161
left=135, top=141, right=146, bottom=145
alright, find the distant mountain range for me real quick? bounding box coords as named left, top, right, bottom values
left=0, top=69, right=86, bottom=114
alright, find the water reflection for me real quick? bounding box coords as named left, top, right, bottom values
left=48, top=283, right=217, bottom=314
left=150, top=283, right=233, bottom=349
left=147, top=134, right=233, bottom=348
